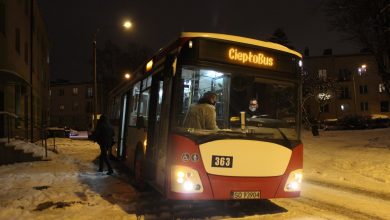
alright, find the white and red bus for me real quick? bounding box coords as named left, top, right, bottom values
left=108, top=32, right=303, bottom=200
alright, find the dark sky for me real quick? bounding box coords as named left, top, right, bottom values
left=39, top=0, right=361, bottom=83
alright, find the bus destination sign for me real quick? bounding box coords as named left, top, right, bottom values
left=197, top=39, right=296, bottom=73
left=228, top=48, right=274, bottom=67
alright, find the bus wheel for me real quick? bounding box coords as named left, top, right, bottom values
left=134, top=147, right=146, bottom=190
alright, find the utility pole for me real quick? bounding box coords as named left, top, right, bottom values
left=30, top=0, right=34, bottom=142
left=92, top=34, right=98, bottom=128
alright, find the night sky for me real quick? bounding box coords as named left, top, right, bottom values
left=39, top=0, right=361, bottom=83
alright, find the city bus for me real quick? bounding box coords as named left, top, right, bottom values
left=108, top=32, right=303, bottom=200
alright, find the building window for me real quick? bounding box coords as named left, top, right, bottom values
left=318, top=69, right=327, bottom=81
left=59, top=89, right=64, bottom=96
left=0, top=2, right=5, bottom=35
left=59, top=105, right=65, bottom=110
left=86, top=101, right=93, bottom=113
left=72, top=87, right=78, bottom=95
left=379, top=83, right=386, bottom=93
left=15, top=28, right=21, bottom=54
left=340, top=104, right=350, bottom=111
left=87, top=87, right=93, bottom=98
left=338, top=69, right=350, bottom=81
left=320, top=104, right=329, bottom=113
left=339, top=87, right=350, bottom=99
left=72, top=102, right=79, bottom=110
left=360, top=102, right=369, bottom=111
left=380, top=101, right=389, bottom=112
left=359, top=85, right=368, bottom=94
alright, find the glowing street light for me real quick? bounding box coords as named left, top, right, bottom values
left=92, top=19, right=133, bottom=128
left=124, top=73, right=131, bottom=80
left=123, top=20, right=132, bottom=29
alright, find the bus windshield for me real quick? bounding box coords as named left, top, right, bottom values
left=174, top=65, right=299, bottom=141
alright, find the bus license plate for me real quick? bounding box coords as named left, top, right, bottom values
left=231, top=191, right=260, bottom=199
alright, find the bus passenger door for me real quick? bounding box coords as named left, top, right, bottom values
left=118, top=92, right=129, bottom=159
left=147, top=72, right=172, bottom=191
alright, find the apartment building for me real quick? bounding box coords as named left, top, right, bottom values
left=49, top=81, right=94, bottom=131
left=0, top=0, right=50, bottom=141
left=304, top=52, right=390, bottom=121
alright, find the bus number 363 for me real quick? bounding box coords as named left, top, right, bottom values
left=211, top=155, right=233, bottom=168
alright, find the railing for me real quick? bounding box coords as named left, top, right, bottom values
left=0, top=111, right=18, bottom=144
left=0, top=111, right=51, bottom=158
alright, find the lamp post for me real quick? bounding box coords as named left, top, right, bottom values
left=352, top=64, right=367, bottom=115
left=92, top=20, right=132, bottom=128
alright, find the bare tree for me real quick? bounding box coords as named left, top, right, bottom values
left=302, top=70, right=340, bottom=134
left=325, top=0, right=390, bottom=95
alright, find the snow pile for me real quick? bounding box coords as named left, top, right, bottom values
left=10, top=140, right=54, bottom=158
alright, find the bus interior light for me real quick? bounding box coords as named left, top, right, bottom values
left=146, top=60, right=153, bottom=72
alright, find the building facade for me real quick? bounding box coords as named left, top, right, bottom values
left=49, top=81, right=94, bottom=131
left=304, top=52, right=390, bottom=121
left=0, top=0, right=50, bottom=141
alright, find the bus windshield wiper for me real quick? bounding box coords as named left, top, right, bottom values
left=276, top=128, right=292, bottom=146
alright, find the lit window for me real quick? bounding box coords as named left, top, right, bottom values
left=72, top=87, right=78, bottom=95
left=379, top=83, right=386, bottom=93
left=87, top=87, right=93, bottom=97
left=340, top=104, right=349, bottom=111
left=318, top=69, right=327, bottom=81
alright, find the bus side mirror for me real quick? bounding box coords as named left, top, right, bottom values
left=136, top=116, right=145, bottom=129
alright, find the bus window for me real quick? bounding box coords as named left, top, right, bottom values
left=177, top=66, right=230, bottom=129
left=139, top=76, right=152, bottom=128
left=128, top=82, right=141, bottom=126
left=174, top=67, right=299, bottom=141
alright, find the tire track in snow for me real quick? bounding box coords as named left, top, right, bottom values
left=297, top=180, right=390, bottom=220
left=305, top=178, right=390, bottom=201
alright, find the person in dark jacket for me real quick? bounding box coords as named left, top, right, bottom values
left=92, top=114, right=114, bottom=175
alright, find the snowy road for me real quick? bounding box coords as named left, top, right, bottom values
left=0, top=128, right=390, bottom=219
left=272, top=180, right=390, bottom=220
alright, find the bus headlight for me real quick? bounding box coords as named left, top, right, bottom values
left=284, top=169, right=303, bottom=192
left=171, top=165, right=203, bottom=193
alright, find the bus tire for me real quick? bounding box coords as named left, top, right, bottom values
left=134, top=146, right=146, bottom=191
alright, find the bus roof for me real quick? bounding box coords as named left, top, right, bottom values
left=181, top=32, right=302, bottom=58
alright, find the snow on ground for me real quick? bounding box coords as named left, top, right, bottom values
left=0, top=128, right=389, bottom=219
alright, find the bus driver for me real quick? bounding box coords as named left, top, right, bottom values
left=183, top=91, right=219, bottom=130
left=246, top=98, right=262, bottom=118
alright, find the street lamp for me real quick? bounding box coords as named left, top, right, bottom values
left=352, top=64, right=367, bottom=115
left=124, top=72, right=131, bottom=80
left=92, top=20, right=132, bottom=128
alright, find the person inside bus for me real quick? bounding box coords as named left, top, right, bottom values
left=246, top=98, right=263, bottom=118
left=92, top=114, right=114, bottom=175
left=183, top=91, right=219, bottom=130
